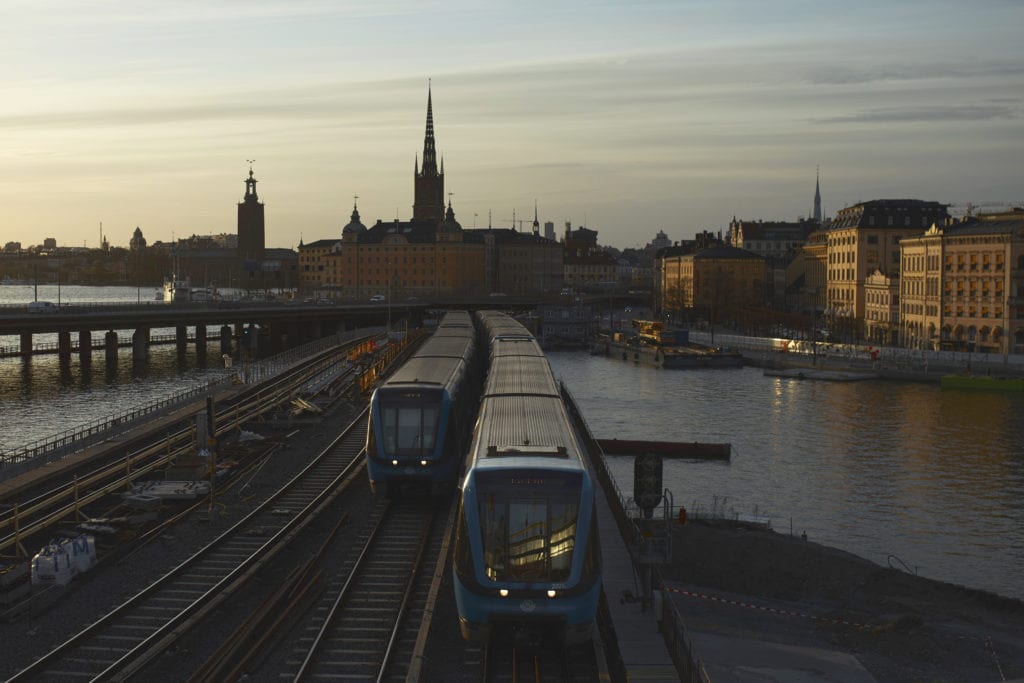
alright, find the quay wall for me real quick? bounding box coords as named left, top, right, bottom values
left=690, top=331, right=1024, bottom=381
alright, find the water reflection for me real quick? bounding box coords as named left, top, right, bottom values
left=548, top=352, right=1024, bottom=600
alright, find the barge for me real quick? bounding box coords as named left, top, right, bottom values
left=592, top=320, right=744, bottom=369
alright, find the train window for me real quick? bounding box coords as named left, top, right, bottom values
left=477, top=474, right=580, bottom=583
left=381, top=404, right=439, bottom=454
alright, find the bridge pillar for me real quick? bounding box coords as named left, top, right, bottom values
left=176, top=325, right=188, bottom=355
left=132, top=327, right=149, bottom=360
left=58, top=330, right=72, bottom=364
left=195, top=325, right=207, bottom=356
left=20, top=333, right=32, bottom=358
left=105, top=330, right=118, bottom=363
left=78, top=330, right=92, bottom=365
left=220, top=325, right=232, bottom=356
left=270, top=324, right=286, bottom=354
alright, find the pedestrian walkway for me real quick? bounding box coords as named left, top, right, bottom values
left=593, top=480, right=680, bottom=682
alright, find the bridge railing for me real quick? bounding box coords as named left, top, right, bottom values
left=0, top=332, right=205, bottom=358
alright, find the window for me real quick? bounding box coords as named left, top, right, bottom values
left=868, top=235, right=879, bottom=245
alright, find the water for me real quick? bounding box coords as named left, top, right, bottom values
left=548, top=352, right=1024, bottom=602
left=0, top=285, right=233, bottom=450
left=2, top=285, right=1022, bottom=601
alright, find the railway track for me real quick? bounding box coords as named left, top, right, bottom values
left=7, top=407, right=371, bottom=682
left=0, top=334, right=379, bottom=558
left=287, top=496, right=443, bottom=681
left=481, top=630, right=601, bottom=683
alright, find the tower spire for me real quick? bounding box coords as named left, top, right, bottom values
left=412, top=81, right=445, bottom=222
left=813, top=165, right=822, bottom=223
left=533, top=200, right=540, bottom=235
left=421, top=82, right=437, bottom=177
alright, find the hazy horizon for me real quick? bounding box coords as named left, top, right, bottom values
left=2, top=0, right=1022, bottom=251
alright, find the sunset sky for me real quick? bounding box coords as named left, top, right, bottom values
left=1, top=0, right=1022, bottom=250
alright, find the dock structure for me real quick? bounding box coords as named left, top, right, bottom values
left=598, top=438, right=730, bottom=461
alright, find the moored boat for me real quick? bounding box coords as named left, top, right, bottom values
left=601, top=320, right=744, bottom=369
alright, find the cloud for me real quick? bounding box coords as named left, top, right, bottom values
left=807, top=60, right=1024, bottom=86
left=813, top=104, right=1020, bottom=125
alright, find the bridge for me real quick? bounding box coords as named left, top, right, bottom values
left=0, top=298, right=533, bottom=364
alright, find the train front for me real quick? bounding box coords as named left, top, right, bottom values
left=365, top=384, right=451, bottom=495
left=453, top=459, right=601, bottom=643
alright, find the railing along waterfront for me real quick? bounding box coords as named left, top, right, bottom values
left=0, top=327, right=384, bottom=478
left=0, top=375, right=233, bottom=478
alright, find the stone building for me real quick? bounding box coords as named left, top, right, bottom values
left=658, top=244, right=766, bottom=320
left=301, top=86, right=562, bottom=300
left=825, top=199, right=949, bottom=321
left=899, top=210, right=1024, bottom=354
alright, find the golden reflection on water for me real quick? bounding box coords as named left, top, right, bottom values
left=550, top=352, right=1024, bottom=600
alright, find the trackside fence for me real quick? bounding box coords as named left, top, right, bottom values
left=561, top=384, right=710, bottom=683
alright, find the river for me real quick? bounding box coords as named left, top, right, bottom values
left=547, top=351, right=1024, bottom=602
left=2, top=285, right=1022, bottom=601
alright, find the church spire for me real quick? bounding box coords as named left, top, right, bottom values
left=412, top=82, right=445, bottom=223
left=421, top=82, right=438, bottom=177
left=813, top=166, right=822, bottom=223
left=533, top=200, right=540, bottom=235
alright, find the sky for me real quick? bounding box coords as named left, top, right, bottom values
left=1, top=0, right=1022, bottom=251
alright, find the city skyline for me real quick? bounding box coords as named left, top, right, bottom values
left=2, top=0, right=1022, bottom=250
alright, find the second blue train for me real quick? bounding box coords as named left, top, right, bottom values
left=366, top=310, right=483, bottom=496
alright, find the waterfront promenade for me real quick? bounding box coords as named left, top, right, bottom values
left=688, top=330, right=1024, bottom=381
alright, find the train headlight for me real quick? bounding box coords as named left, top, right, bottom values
left=499, top=589, right=509, bottom=598
left=391, top=459, right=398, bottom=466
left=547, top=590, right=557, bottom=598
left=420, top=459, right=428, bottom=466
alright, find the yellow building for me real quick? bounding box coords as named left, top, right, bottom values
left=826, top=199, right=949, bottom=325
left=658, top=245, right=766, bottom=320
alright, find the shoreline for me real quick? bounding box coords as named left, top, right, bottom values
left=664, top=518, right=1024, bottom=681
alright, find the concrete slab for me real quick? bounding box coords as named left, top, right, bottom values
left=690, top=631, right=877, bottom=683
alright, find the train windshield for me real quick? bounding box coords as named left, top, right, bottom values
left=475, top=470, right=581, bottom=583
left=378, top=389, right=442, bottom=455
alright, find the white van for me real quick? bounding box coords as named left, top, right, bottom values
left=27, top=301, right=58, bottom=313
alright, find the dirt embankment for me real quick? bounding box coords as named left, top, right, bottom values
left=663, top=519, right=1024, bottom=682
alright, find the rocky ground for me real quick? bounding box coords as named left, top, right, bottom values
left=664, top=518, right=1024, bottom=682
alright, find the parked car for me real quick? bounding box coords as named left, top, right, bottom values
left=369, top=294, right=386, bottom=303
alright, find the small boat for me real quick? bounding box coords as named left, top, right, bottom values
left=940, top=374, right=1024, bottom=392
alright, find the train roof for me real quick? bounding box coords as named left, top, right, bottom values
left=484, top=355, right=560, bottom=397
left=491, top=336, right=544, bottom=358
left=414, top=334, right=475, bottom=359
left=470, top=395, right=585, bottom=470
left=439, top=310, right=472, bottom=326
left=385, top=354, right=466, bottom=388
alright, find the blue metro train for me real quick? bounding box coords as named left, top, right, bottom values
left=453, top=310, right=602, bottom=643
left=365, top=311, right=482, bottom=496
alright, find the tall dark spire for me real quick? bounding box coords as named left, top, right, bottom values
left=421, top=83, right=438, bottom=177
left=813, top=166, right=822, bottom=223
left=413, top=82, right=445, bottom=223
left=533, top=200, right=540, bottom=235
